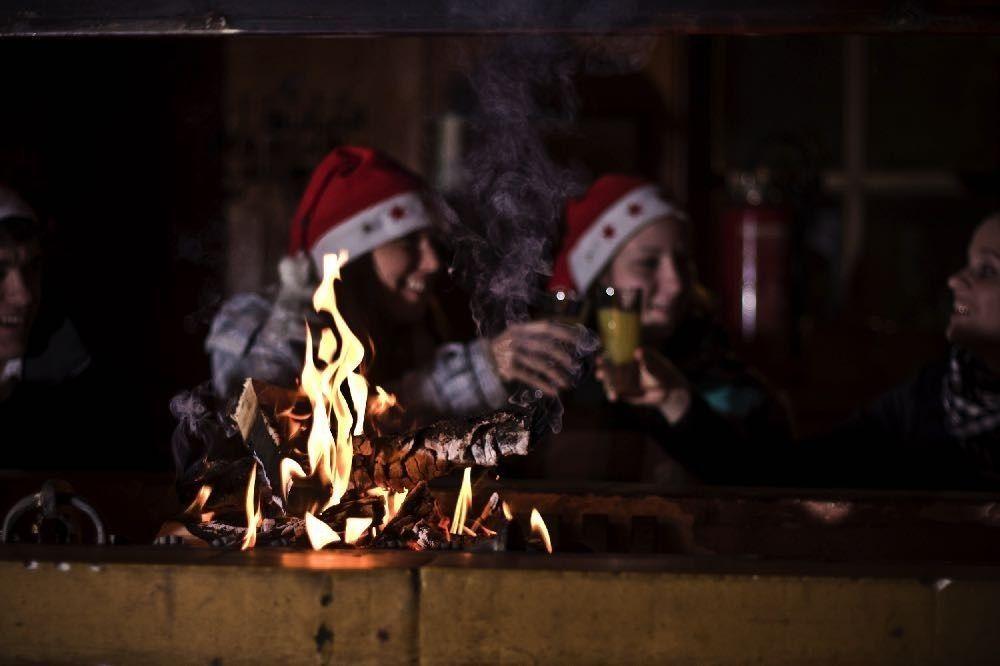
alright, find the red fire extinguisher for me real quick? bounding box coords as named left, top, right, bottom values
left=720, top=170, right=793, bottom=344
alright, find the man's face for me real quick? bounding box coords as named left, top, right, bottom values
left=0, top=238, right=42, bottom=363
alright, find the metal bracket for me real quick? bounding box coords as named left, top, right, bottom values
left=1, top=480, right=106, bottom=545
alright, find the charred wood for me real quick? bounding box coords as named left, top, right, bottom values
left=352, top=410, right=531, bottom=492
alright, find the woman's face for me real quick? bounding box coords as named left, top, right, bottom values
left=947, top=217, right=1000, bottom=352
left=371, top=230, right=441, bottom=323
left=604, top=217, right=689, bottom=338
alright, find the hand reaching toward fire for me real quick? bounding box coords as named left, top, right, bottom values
left=488, top=321, right=591, bottom=397
left=596, top=347, right=693, bottom=425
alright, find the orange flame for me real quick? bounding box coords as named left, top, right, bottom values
left=388, top=488, right=408, bottom=520
left=370, top=386, right=398, bottom=415
left=530, top=508, right=552, bottom=554
left=279, top=458, right=307, bottom=502
left=184, top=484, right=212, bottom=516
left=344, top=517, right=373, bottom=545
left=304, top=511, right=340, bottom=550
left=502, top=501, right=514, bottom=521
left=241, top=466, right=261, bottom=551
left=293, top=251, right=371, bottom=513
left=450, top=467, right=473, bottom=535
left=367, top=487, right=408, bottom=528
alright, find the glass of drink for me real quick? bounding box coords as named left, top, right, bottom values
left=596, top=286, right=642, bottom=396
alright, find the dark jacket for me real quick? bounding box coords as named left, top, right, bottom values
left=0, top=318, right=111, bottom=470
left=803, top=359, right=999, bottom=490
left=553, top=314, right=793, bottom=485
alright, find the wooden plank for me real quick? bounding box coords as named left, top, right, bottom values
left=2, top=1, right=1000, bottom=36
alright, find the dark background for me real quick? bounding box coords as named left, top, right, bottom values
left=1, top=35, right=998, bottom=472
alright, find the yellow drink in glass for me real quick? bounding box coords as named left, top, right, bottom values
left=597, top=307, right=641, bottom=364
left=596, top=287, right=642, bottom=396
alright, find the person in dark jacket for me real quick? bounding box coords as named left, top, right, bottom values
left=545, top=175, right=791, bottom=485
left=0, top=185, right=100, bottom=470
left=810, top=212, right=1000, bottom=489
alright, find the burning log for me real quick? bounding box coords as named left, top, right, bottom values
left=186, top=517, right=298, bottom=548
left=373, top=482, right=438, bottom=547
left=183, top=493, right=383, bottom=548
left=177, top=457, right=281, bottom=519
left=234, top=378, right=531, bottom=494
left=351, top=409, right=531, bottom=492
left=371, top=482, right=507, bottom=551
left=172, top=254, right=529, bottom=552
left=469, top=492, right=500, bottom=536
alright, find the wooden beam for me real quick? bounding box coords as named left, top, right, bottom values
left=2, top=1, right=1000, bottom=37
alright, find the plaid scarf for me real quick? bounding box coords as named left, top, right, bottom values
left=942, top=347, right=1000, bottom=440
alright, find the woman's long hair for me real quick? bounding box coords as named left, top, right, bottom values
left=335, top=253, right=449, bottom=387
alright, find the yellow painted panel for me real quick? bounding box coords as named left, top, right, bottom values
left=932, top=579, right=1000, bottom=666
left=419, top=569, right=938, bottom=665
left=0, top=560, right=416, bottom=665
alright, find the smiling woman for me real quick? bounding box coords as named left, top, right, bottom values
left=544, top=175, right=793, bottom=485
left=946, top=213, right=1000, bottom=358
left=201, top=145, right=592, bottom=438
left=806, top=211, right=1000, bottom=489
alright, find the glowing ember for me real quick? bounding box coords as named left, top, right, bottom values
left=388, top=488, right=408, bottom=520
left=368, top=488, right=390, bottom=527
left=184, top=484, right=212, bottom=517
left=345, top=517, right=373, bottom=545
left=368, top=487, right=408, bottom=528
left=530, top=508, right=552, bottom=554
left=241, top=466, right=261, bottom=551
left=450, top=467, right=473, bottom=535
left=304, top=511, right=340, bottom=550
left=369, top=386, right=398, bottom=416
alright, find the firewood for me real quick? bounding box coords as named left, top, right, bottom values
left=184, top=517, right=299, bottom=548
left=351, top=410, right=531, bottom=492
left=233, top=378, right=531, bottom=494
left=469, top=492, right=500, bottom=535
left=373, top=482, right=439, bottom=546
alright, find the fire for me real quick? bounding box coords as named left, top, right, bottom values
left=344, top=517, right=373, bottom=545
left=369, top=386, right=397, bottom=416
left=450, top=467, right=473, bottom=535
left=530, top=508, right=552, bottom=554
left=304, top=511, right=340, bottom=550
left=291, top=251, right=370, bottom=514
left=184, top=484, right=212, bottom=519
left=502, top=501, right=514, bottom=521
left=388, top=488, right=408, bottom=520
left=279, top=458, right=307, bottom=502
left=242, top=466, right=261, bottom=551
left=368, top=487, right=408, bottom=527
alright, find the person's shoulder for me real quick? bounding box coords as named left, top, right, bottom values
left=912, top=356, right=949, bottom=389
left=205, top=292, right=275, bottom=354
left=22, top=317, right=92, bottom=385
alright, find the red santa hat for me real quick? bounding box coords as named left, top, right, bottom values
left=549, top=174, right=683, bottom=294
left=288, top=146, right=432, bottom=269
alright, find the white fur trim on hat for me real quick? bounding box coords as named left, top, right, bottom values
left=0, top=186, right=36, bottom=222
left=568, top=185, right=679, bottom=292
left=309, top=191, right=431, bottom=268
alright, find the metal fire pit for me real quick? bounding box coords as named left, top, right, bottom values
left=2, top=472, right=1000, bottom=663
left=1, top=544, right=999, bottom=664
